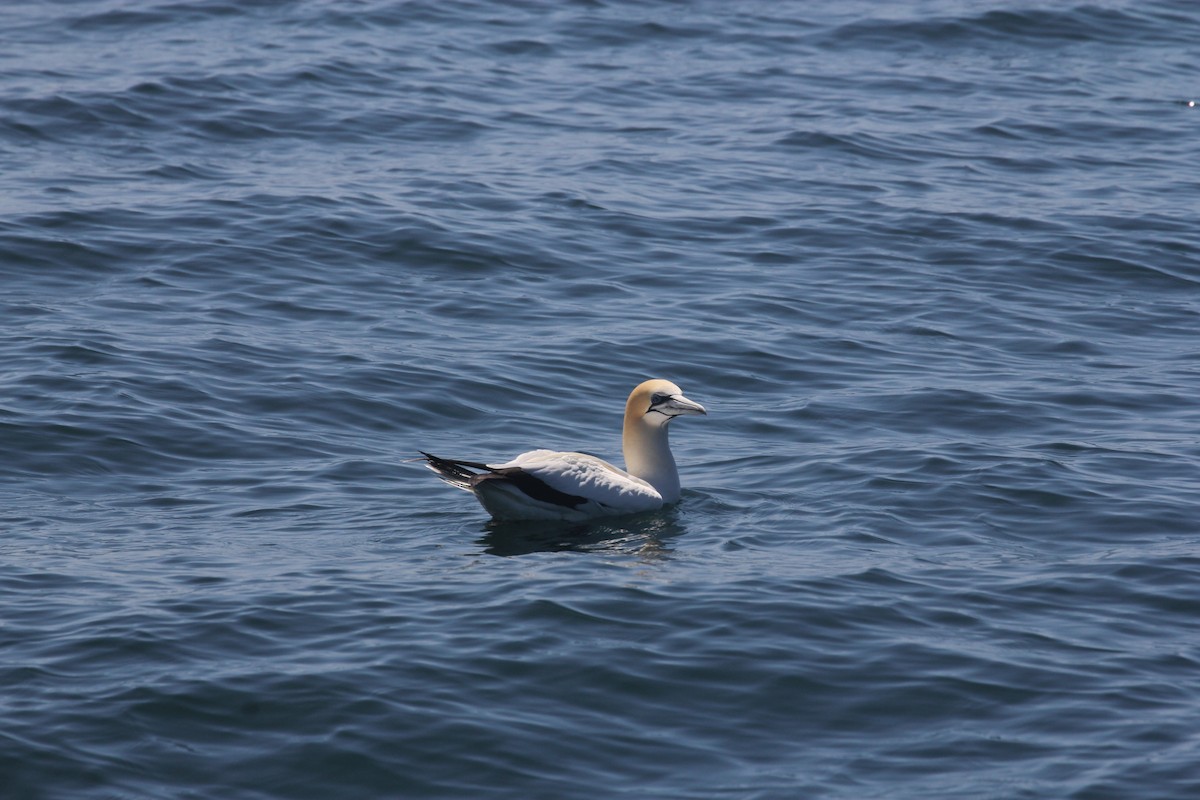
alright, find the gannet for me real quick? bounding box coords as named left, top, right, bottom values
left=422, top=379, right=706, bottom=521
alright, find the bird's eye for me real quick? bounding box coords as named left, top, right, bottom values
left=650, top=392, right=668, bottom=406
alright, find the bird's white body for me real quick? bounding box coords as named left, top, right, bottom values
left=423, top=379, right=706, bottom=521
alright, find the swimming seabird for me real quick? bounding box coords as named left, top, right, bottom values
left=422, top=379, right=706, bottom=521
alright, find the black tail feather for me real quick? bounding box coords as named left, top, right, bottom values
left=420, top=451, right=492, bottom=490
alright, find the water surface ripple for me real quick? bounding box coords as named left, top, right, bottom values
left=2, top=1, right=1199, bottom=798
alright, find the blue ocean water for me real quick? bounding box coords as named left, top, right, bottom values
left=3, top=1, right=1199, bottom=797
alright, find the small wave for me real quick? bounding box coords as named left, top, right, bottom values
left=821, top=5, right=1187, bottom=50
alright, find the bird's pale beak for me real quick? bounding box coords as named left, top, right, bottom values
left=666, top=394, right=706, bottom=417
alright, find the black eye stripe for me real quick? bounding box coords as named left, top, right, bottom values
left=647, top=392, right=674, bottom=415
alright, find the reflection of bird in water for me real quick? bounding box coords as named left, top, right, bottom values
left=478, top=510, right=687, bottom=558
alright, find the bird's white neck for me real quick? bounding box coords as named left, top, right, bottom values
left=622, top=414, right=681, bottom=504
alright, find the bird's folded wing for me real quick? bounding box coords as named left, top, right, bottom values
left=502, top=450, right=663, bottom=511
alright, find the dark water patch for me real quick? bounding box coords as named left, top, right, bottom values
left=66, top=2, right=249, bottom=34
left=774, top=129, right=929, bottom=165
left=0, top=91, right=169, bottom=144
left=485, top=38, right=557, bottom=57
left=822, top=5, right=1190, bottom=51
